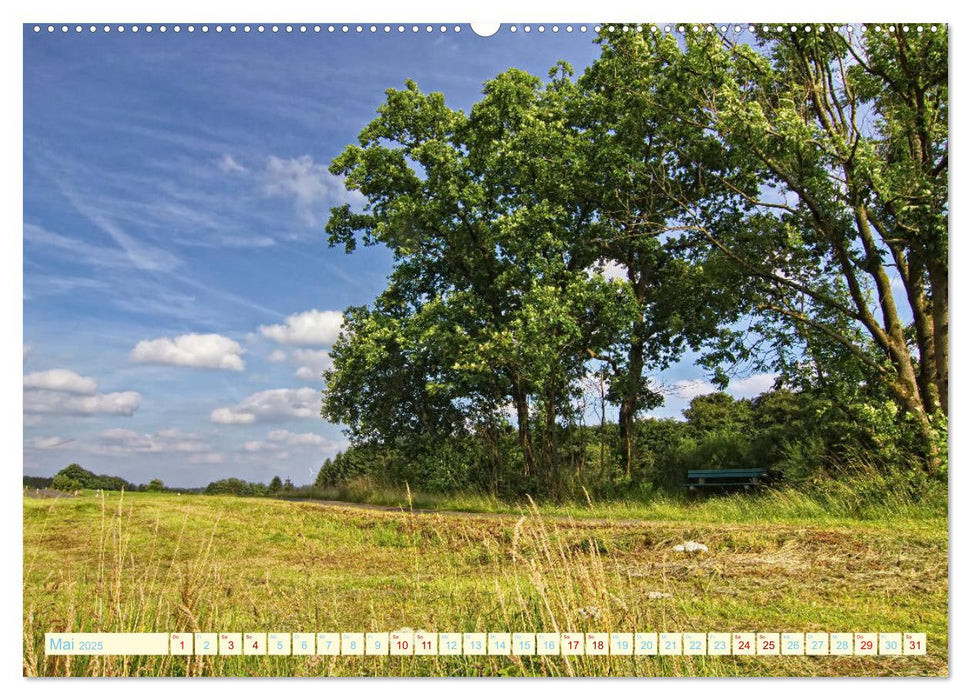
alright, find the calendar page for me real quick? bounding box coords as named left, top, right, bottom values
left=21, top=12, right=948, bottom=680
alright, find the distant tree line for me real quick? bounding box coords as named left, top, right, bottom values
left=32, top=464, right=171, bottom=493
left=33, top=465, right=301, bottom=498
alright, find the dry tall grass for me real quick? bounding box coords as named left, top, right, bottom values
left=23, top=490, right=947, bottom=677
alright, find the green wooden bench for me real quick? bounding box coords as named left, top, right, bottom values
left=685, top=468, right=767, bottom=492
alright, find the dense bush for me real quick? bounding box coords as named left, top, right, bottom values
left=311, top=387, right=944, bottom=499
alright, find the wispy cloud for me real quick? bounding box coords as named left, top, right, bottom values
left=671, top=379, right=717, bottom=399
left=48, top=169, right=183, bottom=273
left=261, top=155, right=362, bottom=225
left=26, top=436, right=74, bottom=450
left=668, top=373, right=778, bottom=401
left=85, top=428, right=208, bottom=455
left=25, top=223, right=138, bottom=270
left=218, top=154, right=248, bottom=174
left=170, top=271, right=284, bottom=319
left=25, top=428, right=209, bottom=456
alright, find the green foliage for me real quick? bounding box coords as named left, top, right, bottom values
left=314, top=452, right=368, bottom=489
left=204, top=479, right=267, bottom=497
left=682, top=393, right=754, bottom=435
left=146, top=479, right=165, bottom=493
left=316, top=25, right=947, bottom=498
left=314, top=385, right=940, bottom=498
left=51, top=474, right=83, bottom=493
left=50, top=464, right=135, bottom=492
left=675, top=26, right=949, bottom=466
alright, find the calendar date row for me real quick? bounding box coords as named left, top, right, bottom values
left=45, top=631, right=926, bottom=657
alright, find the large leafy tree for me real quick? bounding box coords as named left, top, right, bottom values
left=324, top=70, right=633, bottom=490
left=659, top=25, right=948, bottom=469
left=574, top=30, right=739, bottom=475
left=323, top=24, right=948, bottom=490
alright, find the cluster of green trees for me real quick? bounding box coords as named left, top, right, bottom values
left=321, top=25, right=947, bottom=498
left=314, top=386, right=922, bottom=497
left=45, top=464, right=141, bottom=492
left=203, top=476, right=293, bottom=496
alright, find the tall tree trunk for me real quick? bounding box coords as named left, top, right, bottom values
left=929, top=261, right=949, bottom=416
left=598, top=373, right=607, bottom=482
left=891, top=248, right=940, bottom=416
left=512, top=379, right=532, bottom=478
left=618, top=330, right=647, bottom=479
left=544, top=387, right=559, bottom=495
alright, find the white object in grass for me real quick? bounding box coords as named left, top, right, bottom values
left=673, top=541, right=709, bottom=553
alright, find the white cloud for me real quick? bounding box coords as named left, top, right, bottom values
left=261, top=155, right=356, bottom=223
left=728, top=373, right=778, bottom=397
left=24, top=390, right=141, bottom=416
left=188, top=452, right=224, bottom=465
left=259, top=309, right=343, bottom=347
left=210, top=387, right=320, bottom=424
left=295, top=367, right=321, bottom=381
left=24, top=369, right=98, bottom=394
left=292, top=349, right=333, bottom=381
left=131, top=333, right=245, bottom=371
left=210, top=407, right=256, bottom=425
left=240, top=429, right=345, bottom=455
left=266, top=429, right=338, bottom=448
left=266, top=347, right=333, bottom=381
left=218, top=154, right=248, bottom=174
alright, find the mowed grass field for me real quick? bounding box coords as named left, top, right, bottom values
left=23, top=490, right=947, bottom=677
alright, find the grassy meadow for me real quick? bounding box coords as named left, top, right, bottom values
left=23, top=489, right=947, bottom=677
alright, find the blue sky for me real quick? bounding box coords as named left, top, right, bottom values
left=23, top=24, right=776, bottom=488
